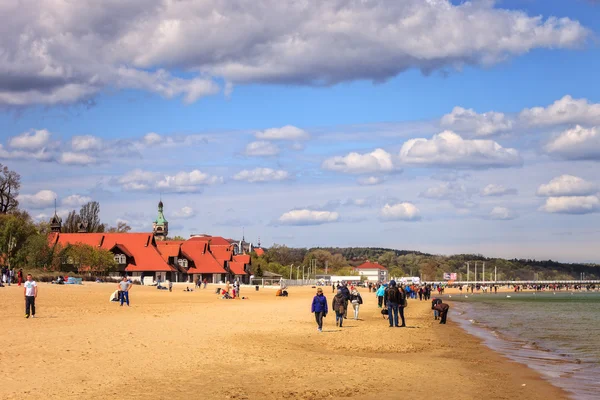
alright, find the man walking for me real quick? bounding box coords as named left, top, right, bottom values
left=118, top=277, right=132, bottom=306
left=385, top=280, right=405, bottom=327
left=24, top=274, right=38, bottom=318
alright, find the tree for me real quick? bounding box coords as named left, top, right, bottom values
left=62, top=244, right=117, bottom=273
left=21, top=234, right=62, bottom=270
left=0, top=211, right=37, bottom=268
left=63, top=210, right=81, bottom=233
left=107, top=221, right=131, bottom=233
left=79, top=201, right=105, bottom=232
left=0, top=164, right=20, bottom=214
left=255, top=265, right=263, bottom=277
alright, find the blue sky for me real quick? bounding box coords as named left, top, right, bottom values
left=2, top=0, right=600, bottom=262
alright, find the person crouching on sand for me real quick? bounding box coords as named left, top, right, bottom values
left=332, top=289, right=347, bottom=328
left=433, top=302, right=450, bottom=324
left=311, top=288, right=328, bottom=332
left=431, top=298, right=442, bottom=320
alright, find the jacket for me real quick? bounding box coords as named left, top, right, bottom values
left=339, top=286, right=350, bottom=301
left=311, top=294, right=328, bottom=314
left=332, top=294, right=347, bottom=313
left=350, top=292, right=363, bottom=305
left=385, top=286, right=404, bottom=304
left=375, top=286, right=386, bottom=297
left=433, top=303, right=449, bottom=313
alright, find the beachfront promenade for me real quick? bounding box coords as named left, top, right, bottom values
left=0, top=283, right=568, bottom=400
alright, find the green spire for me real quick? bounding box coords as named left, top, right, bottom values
left=155, top=200, right=168, bottom=225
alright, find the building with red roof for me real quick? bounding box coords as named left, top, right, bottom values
left=354, top=261, right=388, bottom=282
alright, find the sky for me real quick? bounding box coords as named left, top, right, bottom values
left=1, top=0, right=600, bottom=262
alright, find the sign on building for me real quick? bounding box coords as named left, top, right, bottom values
left=443, top=273, right=457, bottom=280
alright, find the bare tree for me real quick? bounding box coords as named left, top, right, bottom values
left=63, top=210, right=81, bottom=233
left=107, top=221, right=131, bottom=233
left=79, top=201, right=105, bottom=233
left=0, top=164, right=20, bottom=214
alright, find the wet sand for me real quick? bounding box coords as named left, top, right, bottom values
left=0, top=283, right=567, bottom=400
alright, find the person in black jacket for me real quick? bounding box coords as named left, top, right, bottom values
left=349, top=289, right=363, bottom=320
left=339, top=283, right=351, bottom=319
left=385, top=280, right=405, bottom=327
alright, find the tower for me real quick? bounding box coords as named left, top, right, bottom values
left=153, top=200, right=168, bottom=241
left=50, top=200, right=62, bottom=233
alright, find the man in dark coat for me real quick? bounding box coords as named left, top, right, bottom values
left=339, top=283, right=351, bottom=319
left=433, top=302, right=450, bottom=324
left=385, top=280, right=405, bottom=327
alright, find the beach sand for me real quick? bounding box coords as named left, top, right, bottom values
left=0, top=283, right=567, bottom=400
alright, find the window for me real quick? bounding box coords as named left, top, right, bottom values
left=114, top=254, right=126, bottom=264
left=178, top=258, right=188, bottom=268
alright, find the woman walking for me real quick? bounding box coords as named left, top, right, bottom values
left=311, top=288, right=328, bottom=332
left=375, top=284, right=386, bottom=308
left=332, top=289, right=347, bottom=328
left=349, top=289, right=363, bottom=320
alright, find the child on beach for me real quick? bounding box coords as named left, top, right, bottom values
left=311, top=288, right=328, bottom=332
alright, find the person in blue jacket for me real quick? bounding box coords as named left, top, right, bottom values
left=376, top=284, right=386, bottom=308
left=311, top=287, right=328, bottom=332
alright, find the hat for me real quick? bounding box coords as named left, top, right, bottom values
left=390, top=280, right=396, bottom=286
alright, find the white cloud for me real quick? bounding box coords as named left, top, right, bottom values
left=536, top=175, right=598, bottom=197
left=420, top=182, right=467, bottom=200
left=244, top=141, right=280, bottom=157
left=8, top=129, right=51, bottom=150
left=489, top=207, right=517, bottom=220
left=173, top=206, right=196, bottom=218
left=119, top=169, right=222, bottom=193
left=233, top=168, right=289, bottom=183
left=0, top=144, right=55, bottom=162
left=61, top=194, right=92, bottom=207
left=441, top=107, right=513, bottom=136
left=71, top=135, right=104, bottom=152
left=143, top=132, right=163, bottom=146
left=481, top=184, right=518, bottom=197
left=399, top=131, right=522, bottom=168
left=545, top=125, right=600, bottom=160
left=0, top=1, right=587, bottom=106
left=380, top=202, right=421, bottom=221
left=18, top=190, right=57, bottom=209
left=357, top=176, right=383, bottom=186
left=322, top=148, right=394, bottom=174
left=278, top=209, right=339, bottom=226
left=520, top=96, right=600, bottom=127
left=59, top=152, right=97, bottom=165
left=255, top=126, right=309, bottom=141
left=540, top=196, right=600, bottom=214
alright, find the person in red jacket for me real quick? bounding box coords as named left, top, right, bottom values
left=433, top=302, right=450, bottom=324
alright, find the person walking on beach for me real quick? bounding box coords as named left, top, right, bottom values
left=349, top=288, right=363, bottom=320
left=332, top=289, right=347, bottom=328
left=376, top=284, right=386, bottom=308
left=340, top=283, right=350, bottom=319
left=311, top=287, right=328, bottom=332
left=385, top=280, right=404, bottom=328
left=168, top=279, right=173, bottom=292
left=118, top=277, right=132, bottom=306
left=18, top=269, right=23, bottom=286
left=203, top=278, right=207, bottom=289
left=24, top=274, right=38, bottom=318
left=433, top=302, right=450, bottom=324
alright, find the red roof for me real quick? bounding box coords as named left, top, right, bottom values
left=188, top=235, right=231, bottom=246
left=355, top=261, right=387, bottom=270
left=254, top=248, right=265, bottom=256
left=233, top=254, right=251, bottom=264
left=229, top=261, right=248, bottom=275
left=181, top=240, right=227, bottom=274
left=156, top=241, right=184, bottom=262
left=51, top=233, right=175, bottom=272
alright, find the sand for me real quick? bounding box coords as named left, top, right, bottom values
left=0, top=283, right=567, bottom=400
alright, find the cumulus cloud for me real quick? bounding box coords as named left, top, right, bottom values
left=143, top=133, right=163, bottom=146
left=0, top=144, right=55, bottom=162
left=322, top=148, right=394, bottom=174
left=481, top=184, right=518, bottom=197
left=278, top=209, right=339, bottom=226
left=8, top=129, right=51, bottom=150
left=440, top=107, right=513, bottom=136
left=255, top=126, right=309, bottom=141
left=357, top=176, right=383, bottom=186
left=71, top=135, right=104, bottom=152
left=545, top=125, right=600, bottom=160
left=520, top=96, right=600, bottom=127
left=540, top=196, right=600, bottom=214
left=173, top=206, right=196, bottom=218
left=489, top=207, right=517, bottom=220
left=119, top=169, right=222, bottom=193
left=244, top=141, right=280, bottom=157
left=233, top=168, right=289, bottom=183
left=399, top=131, right=522, bottom=169
left=61, top=194, right=92, bottom=207
left=380, top=202, right=421, bottom=221
left=18, top=190, right=57, bottom=209
left=59, top=152, right=97, bottom=165
left=536, top=175, right=598, bottom=197
left=420, top=182, right=467, bottom=200
left=0, top=1, right=588, bottom=106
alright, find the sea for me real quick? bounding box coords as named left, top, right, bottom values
left=447, top=291, right=600, bottom=399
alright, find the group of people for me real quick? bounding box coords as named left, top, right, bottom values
left=1, top=267, right=23, bottom=287
left=313, top=280, right=451, bottom=331
left=195, top=278, right=208, bottom=289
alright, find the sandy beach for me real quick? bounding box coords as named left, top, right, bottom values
left=0, top=283, right=567, bottom=400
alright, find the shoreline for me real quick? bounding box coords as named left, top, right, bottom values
left=0, top=283, right=568, bottom=399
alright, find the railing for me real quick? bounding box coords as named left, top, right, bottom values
left=250, top=279, right=318, bottom=287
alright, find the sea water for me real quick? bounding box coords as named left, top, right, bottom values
left=449, top=292, right=600, bottom=399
